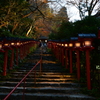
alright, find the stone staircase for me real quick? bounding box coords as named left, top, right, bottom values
left=0, top=48, right=96, bottom=100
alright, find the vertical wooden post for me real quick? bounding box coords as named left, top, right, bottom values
left=3, top=50, right=8, bottom=76
left=76, top=50, right=80, bottom=80
left=62, top=47, right=64, bottom=66
left=65, top=50, right=68, bottom=69
left=16, top=48, right=19, bottom=66
left=86, top=50, right=91, bottom=90
left=10, top=49, right=14, bottom=70
left=69, top=50, right=73, bottom=73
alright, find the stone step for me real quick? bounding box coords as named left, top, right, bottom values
left=12, top=71, right=74, bottom=75
left=19, top=66, right=40, bottom=70
left=12, top=72, right=69, bottom=75
left=10, top=72, right=76, bottom=79
left=0, top=86, right=80, bottom=94
left=0, top=49, right=97, bottom=100
left=0, top=93, right=96, bottom=100
left=0, top=82, right=80, bottom=87
left=40, top=74, right=75, bottom=78
left=11, top=74, right=75, bottom=78
left=17, top=69, right=65, bottom=73
left=3, top=77, right=76, bottom=82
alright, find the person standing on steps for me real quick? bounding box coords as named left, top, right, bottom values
left=40, top=42, right=47, bottom=53
left=43, top=42, right=47, bottom=53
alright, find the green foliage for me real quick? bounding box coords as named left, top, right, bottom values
left=0, top=0, right=33, bottom=37
left=49, top=21, right=74, bottom=40
left=81, top=87, right=100, bottom=99
left=73, top=16, right=100, bottom=35
left=29, top=44, right=38, bottom=53
left=0, top=0, right=8, bottom=7
left=49, top=32, right=58, bottom=40
left=57, top=21, right=74, bottom=39
left=60, top=22, right=74, bottom=39
left=0, top=27, right=13, bottom=37
left=49, top=16, right=100, bottom=40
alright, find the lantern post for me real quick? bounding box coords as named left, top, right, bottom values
left=9, top=37, right=19, bottom=69
left=15, top=38, right=20, bottom=66
left=78, top=33, right=96, bottom=90
left=58, top=43, right=61, bottom=62
left=65, top=42, right=69, bottom=69
left=74, top=41, right=81, bottom=80
left=56, top=43, right=59, bottom=60
left=69, top=37, right=79, bottom=73
left=57, top=41, right=62, bottom=63
left=61, top=40, right=65, bottom=66
left=20, top=41, right=23, bottom=60
left=16, top=40, right=21, bottom=65
left=3, top=37, right=12, bottom=76
left=83, top=40, right=93, bottom=90
left=10, top=41, right=15, bottom=70
left=55, top=40, right=59, bottom=59
left=69, top=42, right=73, bottom=73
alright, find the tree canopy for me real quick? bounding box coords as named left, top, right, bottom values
left=49, top=16, right=100, bottom=40
left=0, top=0, right=100, bottom=40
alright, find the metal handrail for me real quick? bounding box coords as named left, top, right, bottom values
left=3, top=58, right=42, bottom=100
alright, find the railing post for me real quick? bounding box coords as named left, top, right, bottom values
left=40, top=59, right=42, bottom=75
left=34, top=70, right=36, bottom=86
left=22, top=78, right=26, bottom=100
left=40, top=50, right=42, bottom=75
